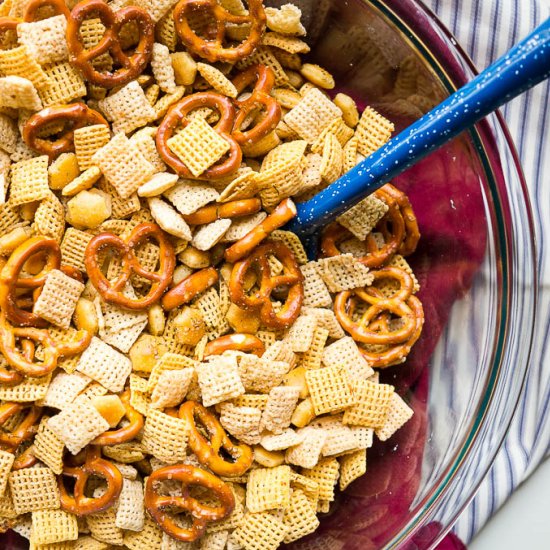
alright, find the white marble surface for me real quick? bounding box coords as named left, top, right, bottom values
left=469, top=457, right=550, bottom=549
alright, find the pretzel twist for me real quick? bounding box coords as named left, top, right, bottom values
left=204, top=333, right=265, bottom=357
left=66, top=0, right=154, bottom=88
left=224, top=198, right=297, bottom=263
left=334, top=266, right=424, bottom=368
left=179, top=401, right=253, bottom=477
left=232, top=65, right=281, bottom=146
left=156, top=92, right=242, bottom=179
left=23, top=0, right=70, bottom=21
left=0, top=311, right=91, bottom=378
left=0, top=236, right=62, bottom=328
left=91, top=389, right=144, bottom=446
left=161, top=267, right=218, bottom=311
left=183, top=198, right=261, bottom=225
left=12, top=445, right=39, bottom=470
left=22, top=103, right=108, bottom=160
left=0, top=402, right=42, bottom=451
left=173, top=0, right=265, bottom=63
left=85, top=223, right=176, bottom=311
left=58, top=446, right=123, bottom=516
left=321, top=184, right=420, bottom=268
left=145, top=464, right=235, bottom=542
left=229, top=240, right=303, bottom=330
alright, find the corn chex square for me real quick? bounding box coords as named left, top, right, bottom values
left=9, top=155, right=49, bottom=206
left=17, top=16, right=69, bottom=65
left=48, top=395, right=109, bottom=454
left=231, top=393, right=269, bottom=410
left=284, top=88, right=342, bottom=143
left=192, top=218, right=231, bottom=251
left=0, top=486, right=18, bottom=519
left=32, top=417, right=65, bottom=474
left=246, top=465, right=291, bottom=513
left=87, top=507, right=124, bottom=545
left=167, top=117, right=230, bottom=177
left=285, top=315, right=317, bottom=353
left=32, top=269, right=84, bottom=329
left=285, top=427, right=327, bottom=469
left=322, top=337, right=374, bottom=381
left=283, top=488, right=319, bottom=543
left=0, top=372, right=52, bottom=402
left=343, top=380, right=394, bottom=428
left=76, top=337, right=132, bottom=392
left=238, top=355, right=290, bottom=394
left=31, top=508, right=78, bottom=545
left=261, top=386, right=300, bottom=435
left=232, top=511, right=288, bottom=550
left=301, top=307, right=345, bottom=339
left=147, top=352, right=197, bottom=390
left=196, top=355, right=244, bottom=406
left=302, top=458, right=340, bottom=502
left=0, top=45, right=50, bottom=90
left=355, top=106, right=395, bottom=157
left=219, top=402, right=262, bottom=445
left=375, top=392, right=414, bottom=441
left=73, top=124, right=111, bottom=171
left=123, top=515, right=164, bottom=550
left=0, top=76, right=42, bottom=110
left=141, top=409, right=188, bottom=464
left=306, top=364, right=356, bottom=415
left=336, top=194, right=389, bottom=240
left=41, top=371, right=91, bottom=410
left=300, top=326, right=329, bottom=371
left=92, top=133, right=155, bottom=198
left=314, top=253, right=373, bottom=292
left=339, top=449, right=367, bottom=491
left=115, top=478, right=144, bottom=532
left=0, top=113, right=17, bottom=154
left=300, top=263, right=332, bottom=308
left=33, top=193, right=65, bottom=242
left=0, top=450, right=14, bottom=497
left=39, top=61, right=87, bottom=107
left=163, top=180, right=219, bottom=215
left=147, top=197, right=192, bottom=240
left=98, top=81, right=156, bottom=134
left=9, top=467, right=60, bottom=514
left=60, top=227, right=93, bottom=272
left=150, top=367, right=194, bottom=409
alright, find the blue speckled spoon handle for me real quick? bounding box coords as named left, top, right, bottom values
left=286, top=18, right=550, bottom=237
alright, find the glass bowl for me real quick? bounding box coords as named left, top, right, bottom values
left=1, top=1, right=536, bottom=549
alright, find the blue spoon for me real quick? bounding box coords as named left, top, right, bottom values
left=286, top=17, right=550, bottom=239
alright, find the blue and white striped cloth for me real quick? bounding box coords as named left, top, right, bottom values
left=422, top=0, right=550, bottom=543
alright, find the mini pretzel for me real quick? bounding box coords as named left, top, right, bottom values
left=358, top=295, right=424, bottom=368
left=23, top=103, right=108, bottom=161
left=204, top=333, right=265, bottom=357
left=58, top=446, right=123, bottom=516
left=229, top=240, right=303, bottom=330
left=334, top=267, right=424, bottom=367
left=321, top=184, right=420, bottom=268
left=0, top=236, right=62, bottom=328
left=156, top=92, right=241, bottom=179
left=232, top=65, right=281, bottom=146
left=0, top=338, right=34, bottom=386
left=183, top=198, right=261, bottom=225
left=173, top=0, right=265, bottom=63
left=23, top=0, right=70, bottom=21
left=91, top=389, right=144, bottom=446
left=179, top=401, right=253, bottom=477
left=0, top=402, right=42, bottom=451
left=85, top=223, right=176, bottom=311
left=224, top=198, right=297, bottom=263
left=66, top=0, right=154, bottom=88
left=145, top=464, right=235, bottom=542
left=161, top=267, right=218, bottom=311
left=0, top=311, right=92, bottom=378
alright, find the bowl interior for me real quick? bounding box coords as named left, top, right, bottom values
left=1, top=1, right=535, bottom=549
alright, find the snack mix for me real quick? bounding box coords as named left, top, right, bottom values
left=0, top=0, right=425, bottom=548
